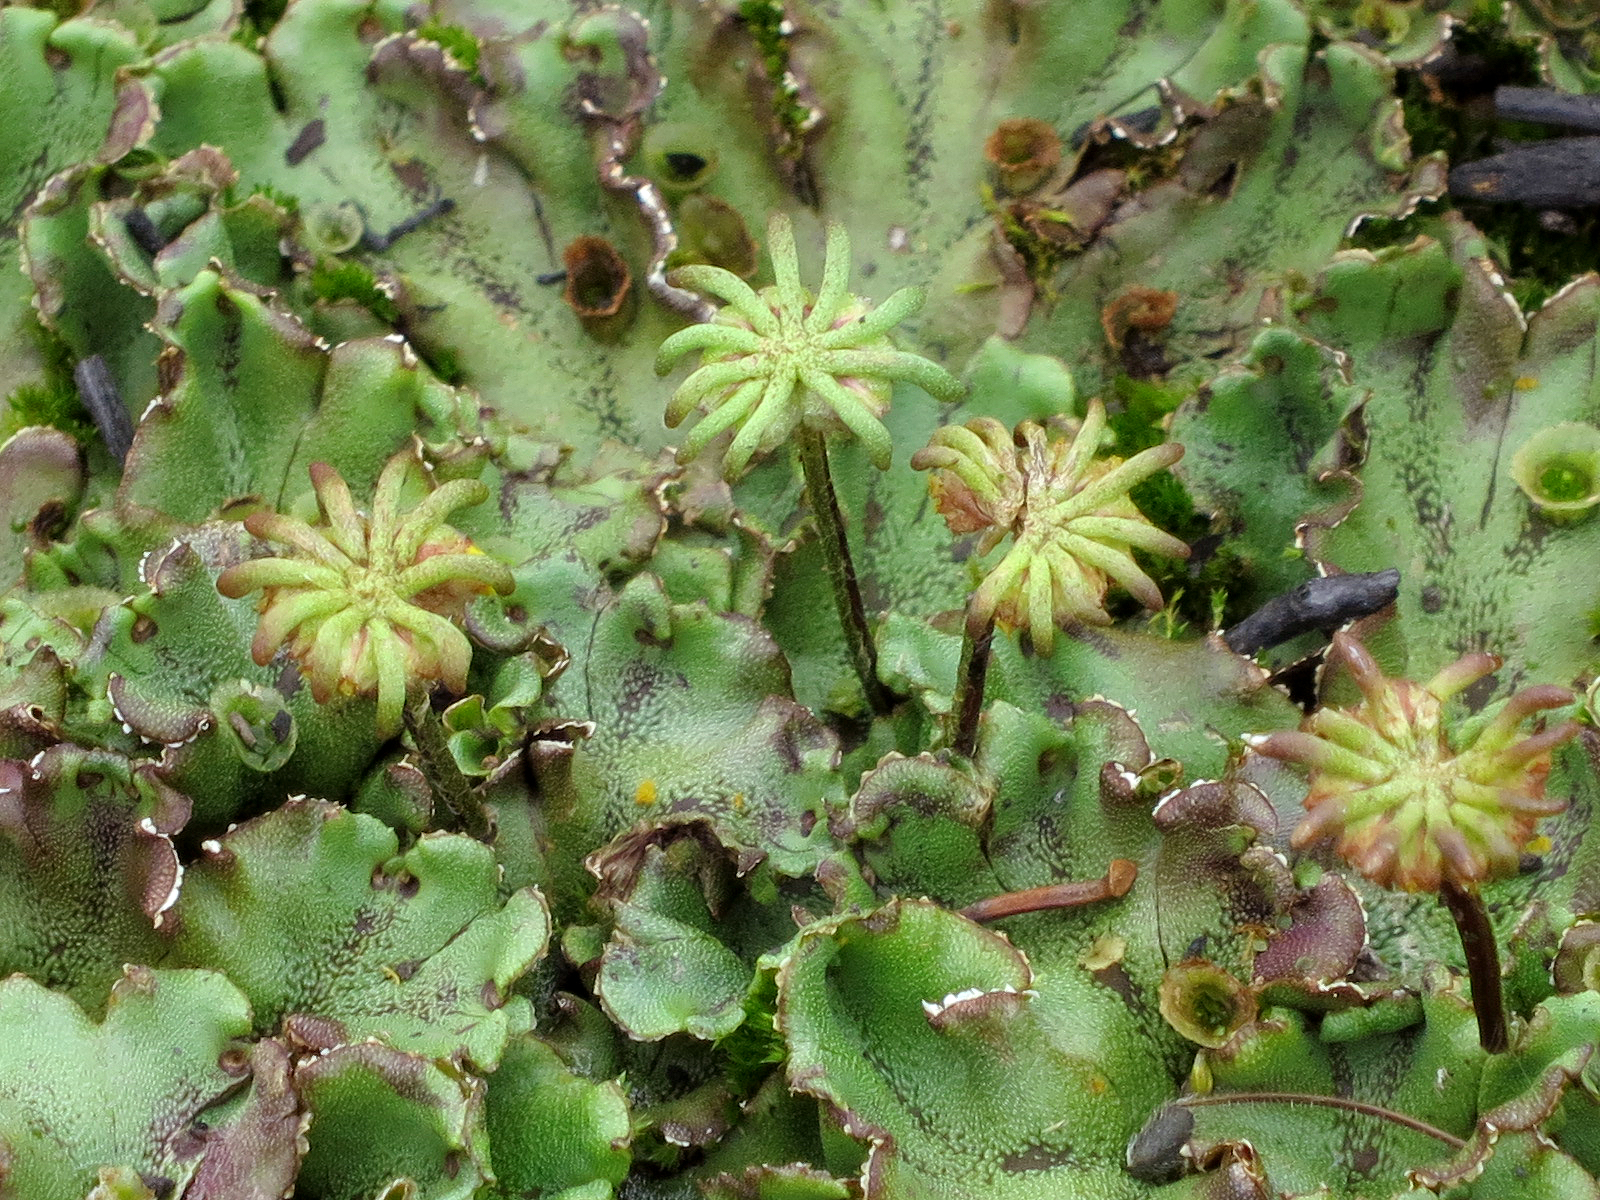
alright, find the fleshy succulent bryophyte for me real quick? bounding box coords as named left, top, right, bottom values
left=216, top=451, right=514, bottom=739
left=912, top=400, right=1189, bottom=653
left=656, top=211, right=965, bottom=479
left=1247, top=632, right=1581, bottom=893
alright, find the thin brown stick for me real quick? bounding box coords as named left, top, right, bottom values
left=960, top=859, right=1137, bottom=922
left=1177, top=1091, right=1466, bottom=1150
left=1439, top=879, right=1509, bottom=1054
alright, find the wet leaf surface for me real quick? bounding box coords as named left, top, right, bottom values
left=172, top=797, right=549, bottom=1068
left=532, top=573, right=842, bottom=914
left=1294, top=219, right=1600, bottom=692
left=0, top=11, right=143, bottom=399
left=0, top=967, right=256, bottom=1199
left=0, top=747, right=181, bottom=1010
left=294, top=1042, right=491, bottom=1200
left=484, top=1033, right=632, bottom=1196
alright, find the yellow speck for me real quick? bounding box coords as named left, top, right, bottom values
left=1528, top=834, right=1552, bottom=854
left=380, top=965, right=404, bottom=984
left=1089, top=1075, right=1108, bottom=1095
left=1515, top=376, right=1539, bottom=390
left=731, top=792, right=746, bottom=813
left=635, top=779, right=657, bottom=806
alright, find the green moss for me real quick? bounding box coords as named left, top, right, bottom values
left=982, top=185, right=1073, bottom=294
left=309, top=260, right=401, bottom=325
left=1106, top=374, right=1187, bottom=456
left=220, top=181, right=300, bottom=215
left=737, top=1, right=812, bottom=160
left=311, top=260, right=465, bottom=385
left=1477, top=209, right=1600, bottom=314
left=418, top=346, right=460, bottom=385
left=1091, top=375, right=1242, bottom=631
left=416, top=20, right=487, bottom=88
left=0, top=381, right=95, bottom=445
left=1117, top=467, right=1244, bottom=634
left=1, top=318, right=94, bottom=445
left=244, top=182, right=299, bottom=215
left=716, top=972, right=785, bottom=1097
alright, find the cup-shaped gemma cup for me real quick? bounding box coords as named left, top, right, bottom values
left=1512, top=422, right=1600, bottom=522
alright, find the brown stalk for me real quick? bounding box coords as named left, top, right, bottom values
left=796, top=426, right=894, bottom=715
left=960, top=859, right=1137, bottom=922
left=950, top=606, right=996, bottom=758
left=1439, top=879, right=1509, bottom=1053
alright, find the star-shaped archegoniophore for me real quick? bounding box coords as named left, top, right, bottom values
left=912, top=400, right=1188, bottom=653
left=656, top=212, right=965, bottom=480
left=1247, top=633, right=1581, bottom=893
left=217, top=452, right=514, bottom=738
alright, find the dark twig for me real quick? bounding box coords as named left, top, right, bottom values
left=362, top=196, right=456, bottom=252
left=124, top=209, right=168, bottom=256
left=1449, top=137, right=1600, bottom=210
left=1223, top=569, right=1399, bottom=656
left=73, top=355, right=133, bottom=464
left=1495, top=86, right=1600, bottom=134
left=1440, top=879, right=1509, bottom=1054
